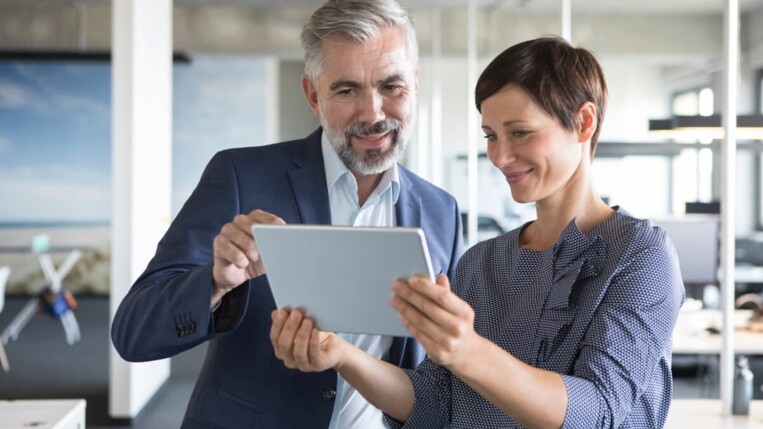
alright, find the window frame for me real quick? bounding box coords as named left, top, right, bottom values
left=755, top=68, right=763, bottom=231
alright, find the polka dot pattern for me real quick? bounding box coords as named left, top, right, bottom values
left=385, top=207, right=684, bottom=429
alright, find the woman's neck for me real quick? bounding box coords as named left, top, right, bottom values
left=520, top=187, right=612, bottom=252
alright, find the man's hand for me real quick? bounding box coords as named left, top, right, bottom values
left=210, top=209, right=285, bottom=308
left=270, top=308, right=347, bottom=372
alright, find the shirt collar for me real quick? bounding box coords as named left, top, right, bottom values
left=321, top=131, right=400, bottom=204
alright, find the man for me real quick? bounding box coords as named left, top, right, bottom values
left=111, top=1, right=463, bottom=428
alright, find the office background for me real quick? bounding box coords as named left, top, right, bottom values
left=1, top=0, right=763, bottom=427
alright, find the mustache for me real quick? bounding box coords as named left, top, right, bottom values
left=344, top=120, right=401, bottom=139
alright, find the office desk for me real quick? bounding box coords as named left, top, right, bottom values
left=736, top=266, right=763, bottom=284
left=673, top=309, right=763, bottom=355
left=0, top=399, right=85, bottom=429
left=666, top=399, right=763, bottom=428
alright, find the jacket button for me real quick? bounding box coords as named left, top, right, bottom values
left=322, top=388, right=336, bottom=401
left=175, top=325, right=183, bottom=337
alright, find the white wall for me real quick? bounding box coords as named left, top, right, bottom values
left=598, top=57, right=672, bottom=143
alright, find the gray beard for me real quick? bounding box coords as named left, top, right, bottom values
left=321, top=119, right=408, bottom=176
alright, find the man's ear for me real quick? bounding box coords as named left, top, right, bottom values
left=577, top=102, right=597, bottom=143
left=301, top=75, right=321, bottom=118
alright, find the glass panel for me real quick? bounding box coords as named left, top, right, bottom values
left=173, top=56, right=273, bottom=215
left=674, top=149, right=699, bottom=214
left=697, top=147, right=714, bottom=202
left=593, top=157, right=670, bottom=219
left=0, top=60, right=111, bottom=224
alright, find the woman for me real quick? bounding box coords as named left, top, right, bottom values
left=270, top=36, right=684, bottom=429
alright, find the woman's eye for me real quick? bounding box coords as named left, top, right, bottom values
left=483, top=134, right=497, bottom=142
left=512, top=130, right=529, bottom=138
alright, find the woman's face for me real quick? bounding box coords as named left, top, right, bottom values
left=481, top=84, right=585, bottom=205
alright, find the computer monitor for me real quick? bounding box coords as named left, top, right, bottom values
left=685, top=201, right=720, bottom=215
left=736, top=237, right=763, bottom=266
left=652, top=216, right=720, bottom=285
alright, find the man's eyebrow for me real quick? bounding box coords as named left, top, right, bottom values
left=329, top=80, right=362, bottom=91
left=378, top=74, right=405, bottom=86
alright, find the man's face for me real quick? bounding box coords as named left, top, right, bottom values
left=302, top=26, right=418, bottom=175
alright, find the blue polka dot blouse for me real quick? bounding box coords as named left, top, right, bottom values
left=386, top=207, right=685, bottom=428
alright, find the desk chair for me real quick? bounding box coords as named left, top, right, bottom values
left=0, top=266, right=10, bottom=371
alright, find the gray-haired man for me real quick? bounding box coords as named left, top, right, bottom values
left=112, top=1, right=463, bottom=427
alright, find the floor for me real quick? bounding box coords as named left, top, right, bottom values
left=0, top=295, right=758, bottom=428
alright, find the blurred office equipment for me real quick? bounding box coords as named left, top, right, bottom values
left=653, top=216, right=720, bottom=287
left=736, top=238, right=763, bottom=267
left=0, top=235, right=81, bottom=348
left=0, top=399, right=86, bottom=429
left=460, top=212, right=509, bottom=242
left=685, top=200, right=721, bottom=215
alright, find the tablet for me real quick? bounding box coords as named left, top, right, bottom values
left=251, top=224, right=435, bottom=337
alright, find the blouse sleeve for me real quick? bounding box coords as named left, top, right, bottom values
left=561, top=227, right=684, bottom=428
left=383, top=357, right=453, bottom=429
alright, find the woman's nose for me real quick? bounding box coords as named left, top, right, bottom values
left=488, top=140, right=516, bottom=168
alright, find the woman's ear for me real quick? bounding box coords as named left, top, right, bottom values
left=577, top=102, right=597, bottom=143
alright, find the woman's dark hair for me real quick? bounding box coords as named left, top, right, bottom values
left=475, top=36, right=608, bottom=153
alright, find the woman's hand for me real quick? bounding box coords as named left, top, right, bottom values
left=270, top=308, right=347, bottom=372
left=391, top=274, right=479, bottom=370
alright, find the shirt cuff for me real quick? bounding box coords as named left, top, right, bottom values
left=560, top=374, right=606, bottom=428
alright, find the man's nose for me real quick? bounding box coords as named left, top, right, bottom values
left=357, top=91, right=385, bottom=124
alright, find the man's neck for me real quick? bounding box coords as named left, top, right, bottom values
left=352, top=170, right=384, bottom=207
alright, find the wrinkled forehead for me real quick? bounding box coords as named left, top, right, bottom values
left=317, top=28, right=417, bottom=82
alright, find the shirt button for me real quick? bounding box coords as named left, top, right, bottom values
left=322, top=388, right=336, bottom=401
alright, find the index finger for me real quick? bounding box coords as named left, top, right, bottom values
left=405, top=276, right=465, bottom=314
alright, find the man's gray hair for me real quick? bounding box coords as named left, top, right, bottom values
left=301, top=0, right=419, bottom=83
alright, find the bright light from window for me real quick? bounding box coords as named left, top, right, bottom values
left=698, top=88, right=714, bottom=116
left=673, top=92, right=699, bottom=116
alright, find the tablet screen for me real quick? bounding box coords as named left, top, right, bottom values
left=251, top=224, right=434, bottom=337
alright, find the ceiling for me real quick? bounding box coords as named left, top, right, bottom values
left=183, top=0, right=763, bottom=14
left=4, top=0, right=763, bottom=14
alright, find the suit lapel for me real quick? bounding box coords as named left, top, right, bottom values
left=395, top=168, right=422, bottom=228
left=286, top=129, right=332, bottom=225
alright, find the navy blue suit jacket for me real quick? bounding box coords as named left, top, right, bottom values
left=111, top=129, right=463, bottom=428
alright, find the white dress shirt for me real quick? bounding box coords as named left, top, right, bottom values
left=321, top=133, right=399, bottom=429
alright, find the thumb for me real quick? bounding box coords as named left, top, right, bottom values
left=435, top=274, right=451, bottom=289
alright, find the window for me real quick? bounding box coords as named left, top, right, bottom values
left=0, top=54, right=274, bottom=224
left=671, top=87, right=715, bottom=212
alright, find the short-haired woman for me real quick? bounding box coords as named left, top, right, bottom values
left=271, top=36, right=684, bottom=429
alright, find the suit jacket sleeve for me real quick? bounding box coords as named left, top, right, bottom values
left=111, top=151, right=251, bottom=362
